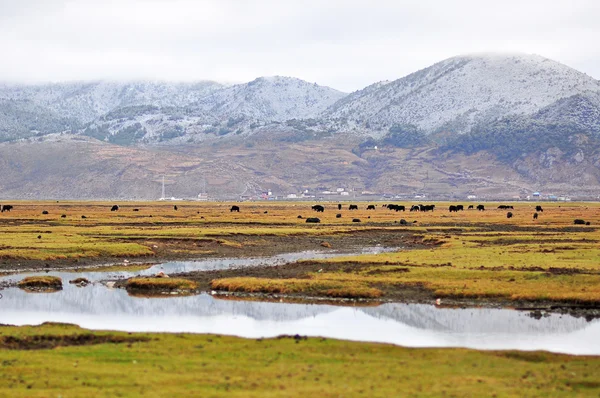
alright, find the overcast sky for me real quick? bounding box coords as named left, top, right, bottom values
left=1, top=0, right=599, bottom=91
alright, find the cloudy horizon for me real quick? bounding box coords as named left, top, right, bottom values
left=1, top=0, right=599, bottom=92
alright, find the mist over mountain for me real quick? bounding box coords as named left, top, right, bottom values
left=1, top=53, right=600, bottom=199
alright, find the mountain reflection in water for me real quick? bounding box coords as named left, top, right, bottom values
left=1, top=284, right=598, bottom=355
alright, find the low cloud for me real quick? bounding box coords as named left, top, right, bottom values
left=0, top=0, right=598, bottom=91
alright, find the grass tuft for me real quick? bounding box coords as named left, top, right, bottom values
left=17, top=276, right=62, bottom=290
left=125, top=277, right=197, bottom=291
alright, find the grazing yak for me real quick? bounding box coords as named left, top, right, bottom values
left=338, top=204, right=342, bottom=210
left=336, top=214, right=342, bottom=218
left=305, top=217, right=321, bottom=223
left=420, top=204, right=435, bottom=212
left=1, top=205, right=13, bottom=212
left=533, top=212, right=538, bottom=220
left=173, top=205, right=178, bottom=211
left=410, top=205, right=420, bottom=212
left=111, top=205, right=119, bottom=211
left=61, top=214, right=67, bottom=218
left=367, top=205, right=376, bottom=210
left=536, top=205, right=544, bottom=212
left=449, top=205, right=458, bottom=212
left=230, top=205, right=240, bottom=212
left=498, top=205, right=514, bottom=210
left=349, top=204, right=358, bottom=210
left=507, top=212, right=513, bottom=219
left=312, top=205, right=324, bottom=212
left=574, top=219, right=586, bottom=225
left=477, top=204, right=485, bottom=211
left=387, top=204, right=406, bottom=212
left=133, top=208, right=140, bottom=212
left=352, top=218, right=361, bottom=223
left=399, top=219, right=408, bottom=225
left=468, top=205, right=474, bottom=209
left=42, top=210, right=49, bottom=215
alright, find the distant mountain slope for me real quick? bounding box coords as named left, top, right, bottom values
left=0, top=99, right=79, bottom=142
left=325, top=53, right=600, bottom=134
left=0, top=81, right=224, bottom=123
left=190, top=76, right=347, bottom=122
left=442, top=90, right=600, bottom=162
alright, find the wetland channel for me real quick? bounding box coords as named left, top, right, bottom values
left=0, top=247, right=598, bottom=356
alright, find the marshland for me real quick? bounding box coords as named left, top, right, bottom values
left=0, top=200, right=599, bottom=396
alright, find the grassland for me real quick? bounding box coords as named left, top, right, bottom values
left=0, top=323, right=598, bottom=397
left=1, top=200, right=599, bottom=306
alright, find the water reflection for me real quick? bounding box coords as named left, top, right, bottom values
left=0, top=284, right=598, bottom=355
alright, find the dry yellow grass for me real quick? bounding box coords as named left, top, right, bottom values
left=125, top=277, right=197, bottom=291
left=17, top=276, right=63, bottom=289
left=211, top=277, right=383, bottom=298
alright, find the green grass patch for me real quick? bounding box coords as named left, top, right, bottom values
left=0, top=323, right=599, bottom=396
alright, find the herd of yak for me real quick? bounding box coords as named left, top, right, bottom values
left=0, top=203, right=591, bottom=225
left=302, top=203, right=590, bottom=225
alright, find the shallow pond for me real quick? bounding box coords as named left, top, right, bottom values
left=1, top=248, right=599, bottom=355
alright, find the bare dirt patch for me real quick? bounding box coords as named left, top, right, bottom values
left=0, top=333, right=149, bottom=350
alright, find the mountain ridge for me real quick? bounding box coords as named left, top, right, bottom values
left=1, top=53, right=600, bottom=199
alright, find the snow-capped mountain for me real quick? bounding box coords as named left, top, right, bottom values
left=190, top=76, right=347, bottom=122
left=79, top=76, right=347, bottom=144
left=325, top=53, right=600, bottom=134
left=0, top=80, right=224, bottom=123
